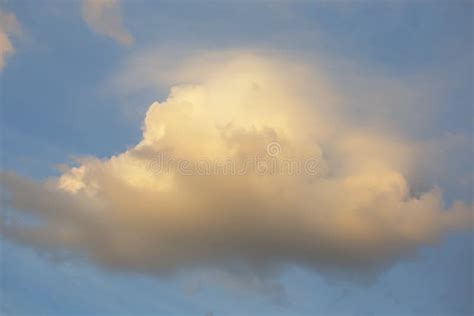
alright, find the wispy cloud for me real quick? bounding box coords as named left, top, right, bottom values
left=81, top=0, right=133, bottom=46
left=1, top=51, right=472, bottom=283
left=0, top=9, right=21, bottom=71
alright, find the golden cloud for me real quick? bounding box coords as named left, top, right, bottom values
left=1, top=52, right=472, bottom=278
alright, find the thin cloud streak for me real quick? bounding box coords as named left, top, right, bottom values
left=0, top=9, right=21, bottom=71
left=81, top=0, right=133, bottom=46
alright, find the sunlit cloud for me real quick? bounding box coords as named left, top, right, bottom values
left=81, top=0, right=133, bottom=46
left=1, top=52, right=472, bottom=281
left=0, top=9, right=21, bottom=71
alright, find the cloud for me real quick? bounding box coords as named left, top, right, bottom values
left=0, top=9, right=21, bottom=71
left=81, top=0, right=133, bottom=46
left=1, top=52, right=472, bottom=281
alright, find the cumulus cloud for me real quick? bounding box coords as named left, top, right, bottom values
left=81, top=0, right=133, bottom=46
left=1, top=52, right=472, bottom=280
left=0, top=9, right=21, bottom=71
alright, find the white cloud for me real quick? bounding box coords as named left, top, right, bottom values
left=0, top=9, right=21, bottom=71
left=81, top=0, right=133, bottom=46
left=1, top=52, right=472, bottom=280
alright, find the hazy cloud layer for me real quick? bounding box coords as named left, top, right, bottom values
left=0, top=9, right=21, bottom=70
left=81, top=0, right=133, bottom=45
left=1, top=52, right=472, bottom=279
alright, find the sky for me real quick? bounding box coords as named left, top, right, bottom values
left=0, top=1, right=473, bottom=315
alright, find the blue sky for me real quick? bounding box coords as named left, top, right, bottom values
left=1, top=1, right=473, bottom=315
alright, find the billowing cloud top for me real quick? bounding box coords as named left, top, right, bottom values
left=1, top=52, right=472, bottom=278
left=81, top=0, right=133, bottom=46
left=0, top=9, right=21, bottom=71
